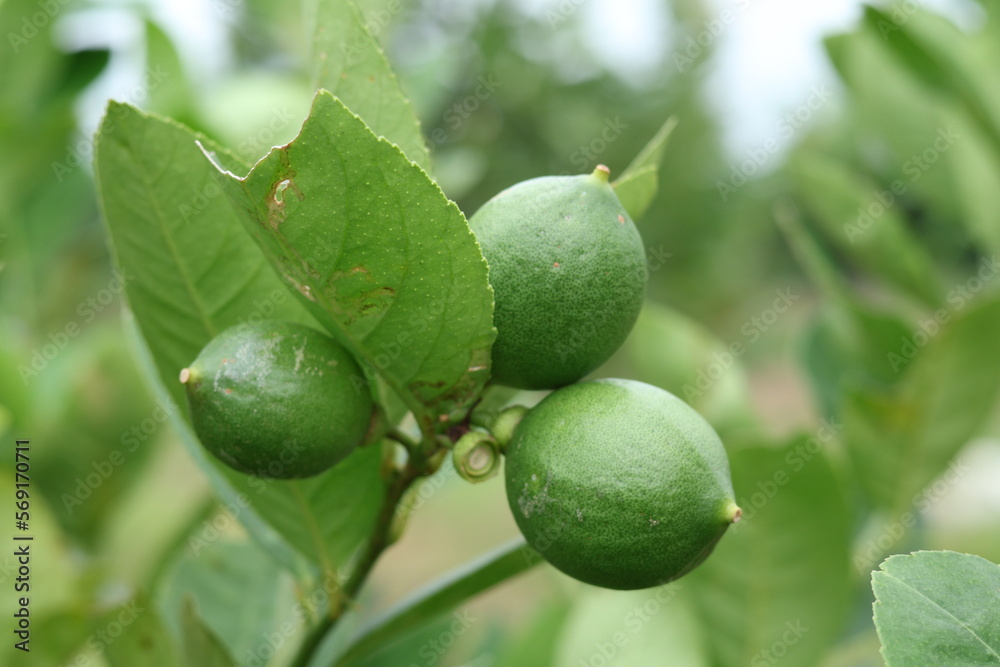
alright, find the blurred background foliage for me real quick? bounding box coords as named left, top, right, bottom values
left=2, top=0, right=999, bottom=665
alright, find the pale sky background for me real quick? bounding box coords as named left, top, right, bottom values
left=63, top=0, right=980, bottom=163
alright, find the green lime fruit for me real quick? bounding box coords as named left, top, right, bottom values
left=469, top=165, right=646, bottom=389
left=504, top=378, right=740, bottom=590
left=181, top=320, right=373, bottom=479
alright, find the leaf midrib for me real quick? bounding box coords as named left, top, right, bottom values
left=289, top=481, right=334, bottom=576
left=887, top=574, right=1000, bottom=661
left=128, top=132, right=218, bottom=341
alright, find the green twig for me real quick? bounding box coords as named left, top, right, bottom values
left=288, top=458, right=424, bottom=667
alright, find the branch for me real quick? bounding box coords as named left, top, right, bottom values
left=288, top=459, right=423, bottom=667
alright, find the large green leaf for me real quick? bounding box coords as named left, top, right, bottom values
left=873, top=551, right=1000, bottom=666
left=862, top=6, right=1000, bottom=156
left=844, top=295, right=1000, bottom=511
left=309, top=0, right=430, bottom=169
left=687, top=439, right=852, bottom=667
left=95, top=102, right=309, bottom=407
left=823, top=25, right=983, bottom=261
left=790, top=150, right=941, bottom=306
left=207, top=91, right=495, bottom=429
left=612, top=117, right=678, bottom=221
left=96, top=104, right=387, bottom=571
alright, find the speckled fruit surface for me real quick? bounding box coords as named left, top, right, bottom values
left=504, top=378, right=740, bottom=590
left=469, top=167, right=646, bottom=390
left=182, top=320, right=372, bottom=479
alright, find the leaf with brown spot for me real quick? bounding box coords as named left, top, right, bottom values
left=208, top=92, right=495, bottom=429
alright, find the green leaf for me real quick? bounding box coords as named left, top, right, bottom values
left=822, top=26, right=967, bottom=260
left=612, top=117, right=678, bottom=220
left=612, top=165, right=659, bottom=222
left=872, top=550, right=1000, bottom=666
left=208, top=91, right=495, bottom=429
left=332, top=538, right=540, bottom=665
left=862, top=6, right=1000, bottom=155
left=555, top=586, right=708, bottom=667
left=774, top=199, right=854, bottom=304
left=58, top=48, right=111, bottom=97
left=687, top=438, right=852, bottom=667
left=844, top=294, right=1000, bottom=511
left=159, top=540, right=298, bottom=663
left=790, top=150, right=941, bottom=306
left=104, top=595, right=182, bottom=667
left=179, top=598, right=237, bottom=667
left=95, top=102, right=307, bottom=408
left=97, top=104, right=387, bottom=571
left=145, top=20, right=195, bottom=125
left=803, top=300, right=912, bottom=417
left=309, top=0, right=430, bottom=169
left=944, top=117, right=1000, bottom=256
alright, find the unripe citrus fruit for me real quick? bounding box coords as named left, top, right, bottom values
left=470, top=166, right=646, bottom=389
left=181, top=320, right=373, bottom=479
left=504, top=378, right=740, bottom=590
